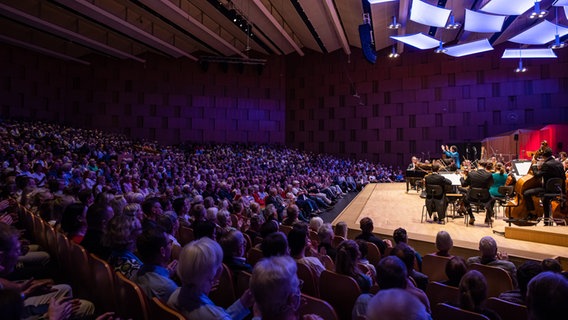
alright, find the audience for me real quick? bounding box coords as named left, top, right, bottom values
left=168, top=237, right=253, bottom=320
left=355, top=217, right=390, bottom=255
left=457, top=270, right=501, bottom=320
left=335, top=240, right=372, bottom=294
left=443, top=256, right=468, bottom=287
left=366, top=289, right=429, bottom=320
left=466, top=236, right=517, bottom=287
left=526, top=271, right=568, bottom=320
left=499, top=260, right=543, bottom=305
left=287, top=223, right=325, bottom=278
left=103, top=214, right=143, bottom=279
left=434, top=230, right=453, bottom=257
left=220, top=230, right=253, bottom=273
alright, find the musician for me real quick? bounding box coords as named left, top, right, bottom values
left=407, top=156, right=419, bottom=171
left=460, top=161, right=495, bottom=225
left=523, top=147, right=565, bottom=225
left=488, top=162, right=508, bottom=198
left=441, top=145, right=461, bottom=169
left=424, top=164, right=452, bottom=223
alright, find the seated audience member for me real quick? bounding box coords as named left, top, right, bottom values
left=156, top=212, right=182, bottom=260
left=376, top=256, right=431, bottom=314
left=393, top=227, right=422, bottom=271
left=467, top=236, right=517, bottom=287
left=287, top=223, right=325, bottom=278
left=335, top=240, right=372, bottom=293
left=443, top=256, right=468, bottom=287
left=0, top=223, right=95, bottom=319
left=220, top=230, right=253, bottom=273
left=59, top=202, right=88, bottom=244
left=261, top=231, right=289, bottom=258
left=334, top=221, right=348, bottom=239
left=456, top=270, right=501, bottom=320
left=308, top=216, right=323, bottom=234
left=250, top=255, right=323, bottom=320
left=434, top=230, right=453, bottom=257
left=317, top=223, right=336, bottom=261
left=103, top=214, right=143, bottom=280
left=216, top=209, right=234, bottom=239
left=123, top=203, right=144, bottom=223
left=141, top=197, right=163, bottom=224
left=81, top=203, right=114, bottom=259
left=366, top=289, right=429, bottom=320
left=541, top=258, right=562, bottom=273
left=282, top=205, right=303, bottom=226
left=167, top=237, right=254, bottom=320
left=134, top=224, right=178, bottom=302
left=245, top=214, right=263, bottom=244
left=173, top=197, right=191, bottom=228
left=499, top=260, right=543, bottom=305
left=356, top=240, right=377, bottom=278
left=355, top=217, right=390, bottom=255
left=526, top=271, right=568, bottom=320
left=390, top=243, right=428, bottom=291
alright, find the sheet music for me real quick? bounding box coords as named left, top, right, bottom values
left=440, top=173, right=462, bottom=186
left=511, top=160, right=532, bottom=180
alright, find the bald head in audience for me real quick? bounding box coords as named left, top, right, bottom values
left=366, top=289, right=429, bottom=320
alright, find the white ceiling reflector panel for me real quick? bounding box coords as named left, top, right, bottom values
left=368, top=0, right=398, bottom=4
left=464, top=9, right=506, bottom=33
left=444, top=39, right=494, bottom=57
left=502, top=48, right=558, bottom=58
left=410, top=0, right=452, bottom=27
left=390, top=33, right=441, bottom=49
left=553, top=0, right=568, bottom=6
left=509, top=20, right=568, bottom=45
left=480, top=0, right=536, bottom=15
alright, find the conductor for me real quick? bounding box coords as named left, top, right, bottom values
left=441, top=145, right=461, bottom=170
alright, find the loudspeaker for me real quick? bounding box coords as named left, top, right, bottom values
left=514, top=134, right=519, bottom=141
left=358, top=24, right=376, bottom=64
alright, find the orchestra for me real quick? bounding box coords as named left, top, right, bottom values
left=407, top=140, right=568, bottom=227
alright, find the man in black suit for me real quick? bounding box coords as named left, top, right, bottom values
left=524, top=147, right=565, bottom=225
left=424, top=164, right=452, bottom=223
left=460, top=161, right=494, bottom=225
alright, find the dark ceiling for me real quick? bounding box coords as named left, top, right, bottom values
left=0, top=0, right=566, bottom=65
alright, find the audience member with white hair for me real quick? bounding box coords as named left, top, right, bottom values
left=366, top=289, right=429, bottom=320
left=168, top=237, right=254, bottom=320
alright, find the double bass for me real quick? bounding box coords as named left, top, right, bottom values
left=505, top=141, right=548, bottom=221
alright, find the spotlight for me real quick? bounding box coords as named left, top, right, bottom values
left=445, top=15, right=461, bottom=30
left=515, top=59, right=527, bottom=73
left=388, top=16, right=401, bottom=29
left=529, top=1, right=548, bottom=19
left=434, top=40, right=447, bottom=53
left=550, top=34, right=567, bottom=49
left=388, top=46, right=399, bottom=58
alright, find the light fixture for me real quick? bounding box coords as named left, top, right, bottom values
left=434, top=40, right=447, bottom=53
left=388, top=16, right=401, bottom=29
left=529, top=1, right=548, bottom=19
left=550, top=7, right=566, bottom=49
left=515, top=59, right=527, bottom=72
left=445, top=14, right=461, bottom=29
left=388, top=46, right=399, bottom=58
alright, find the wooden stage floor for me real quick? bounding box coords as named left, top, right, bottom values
left=332, top=183, right=568, bottom=265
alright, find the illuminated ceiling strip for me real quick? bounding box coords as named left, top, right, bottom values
left=502, top=48, right=557, bottom=58
left=444, top=39, right=494, bottom=57
left=509, top=20, right=568, bottom=45
left=553, top=0, right=568, bottom=5
left=0, top=34, right=90, bottom=65
left=410, top=0, right=451, bottom=27
left=0, top=3, right=145, bottom=63
left=464, top=9, right=506, bottom=33
left=368, top=0, right=398, bottom=4
left=390, top=33, right=440, bottom=49
left=480, top=0, right=535, bottom=16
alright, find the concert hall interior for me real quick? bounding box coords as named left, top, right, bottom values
left=2, top=0, right=568, bottom=319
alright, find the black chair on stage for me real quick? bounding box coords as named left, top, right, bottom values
left=541, top=178, right=567, bottom=226
left=467, top=188, right=493, bottom=227
left=495, top=186, right=514, bottom=218
left=421, top=185, right=447, bottom=223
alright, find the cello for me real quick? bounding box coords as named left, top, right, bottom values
left=505, top=141, right=548, bottom=221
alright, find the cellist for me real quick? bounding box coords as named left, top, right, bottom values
left=523, top=146, right=565, bottom=225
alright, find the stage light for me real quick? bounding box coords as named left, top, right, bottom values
left=434, top=41, right=447, bottom=53
left=515, top=59, right=527, bottom=73
left=388, top=46, right=399, bottom=58
left=529, top=1, right=548, bottom=19
left=445, top=15, right=461, bottom=29
left=388, top=16, right=401, bottom=29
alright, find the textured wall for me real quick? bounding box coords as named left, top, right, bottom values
left=0, top=47, right=286, bottom=145
left=285, top=46, right=568, bottom=166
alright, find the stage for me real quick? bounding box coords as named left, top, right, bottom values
left=332, top=183, right=568, bottom=267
